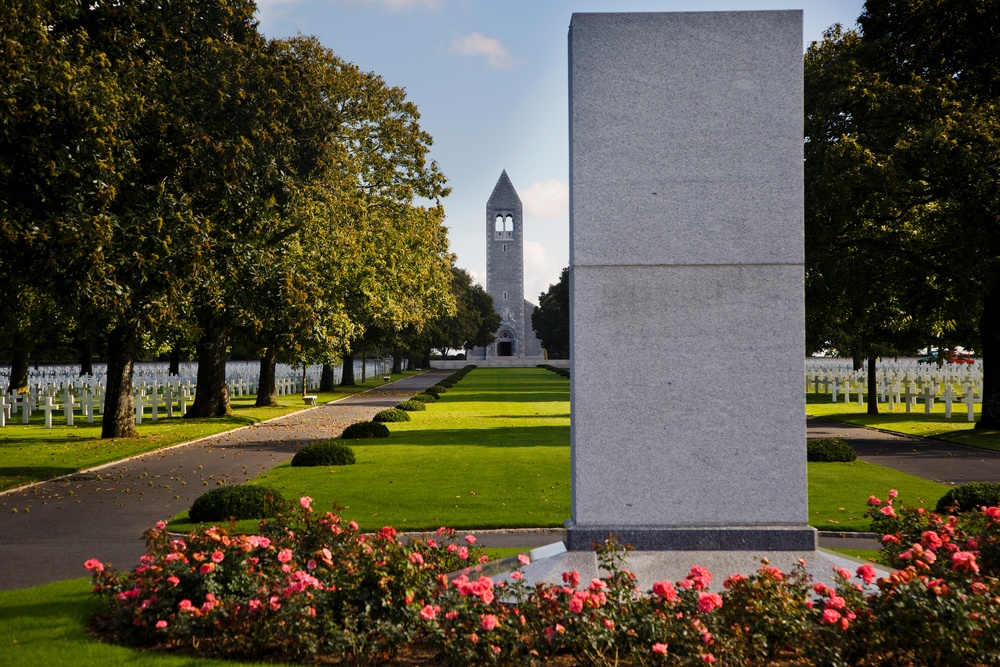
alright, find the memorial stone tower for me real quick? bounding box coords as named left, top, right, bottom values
left=471, top=171, right=544, bottom=361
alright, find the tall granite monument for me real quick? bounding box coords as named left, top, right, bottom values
left=566, top=11, right=815, bottom=551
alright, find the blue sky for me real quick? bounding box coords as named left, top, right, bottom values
left=256, top=0, right=866, bottom=303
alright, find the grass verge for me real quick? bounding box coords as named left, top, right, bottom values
left=0, top=373, right=416, bottom=492
left=806, top=391, right=1000, bottom=451
left=808, top=460, right=948, bottom=532
left=168, top=367, right=572, bottom=533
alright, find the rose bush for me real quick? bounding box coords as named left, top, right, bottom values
left=87, top=494, right=1000, bottom=666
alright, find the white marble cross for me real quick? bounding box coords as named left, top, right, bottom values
left=920, top=384, right=936, bottom=414
left=943, top=383, right=957, bottom=419
left=164, top=385, right=175, bottom=419
left=81, top=390, right=97, bottom=424
left=135, top=391, right=149, bottom=425
left=63, top=392, right=80, bottom=426
left=0, top=393, right=7, bottom=427
left=40, top=395, right=60, bottom=428
left=902, top=383, right=917, bottom=414
left=963, top=381, right=977, bottom=422
left=150, top=386, right=163, bottom=421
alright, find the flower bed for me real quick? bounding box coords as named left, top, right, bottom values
left=87, top=493, right=1000, bottom=666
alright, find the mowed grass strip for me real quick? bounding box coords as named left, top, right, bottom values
left=171, top=367, right=573, bottom=533
left=808, top=460, right=949, bottom=532
left=0, top=373, right=415, bottom=491
left=806, top=391, right=1000, bottom=451
left=0, top=579, right=299, bottom=667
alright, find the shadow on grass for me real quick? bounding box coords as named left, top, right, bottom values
left=0, top=466, right=78, bottom=486
left=484, top=414, right=570, bottom=420
left=381, top=424, right=569, bottom=448
left=437, top=391, right=569, bottom=404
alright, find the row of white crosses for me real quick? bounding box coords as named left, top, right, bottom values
left=0, top=359, right=388, bottom=429
left=806, top=360, right=983, bottom=421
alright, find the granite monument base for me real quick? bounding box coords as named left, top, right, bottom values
left=565, top=522, right=818, bottom=551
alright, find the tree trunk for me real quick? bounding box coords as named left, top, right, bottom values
left=255, top=347, right=278, bottom=407
left=78, top=339, right=93, bottom=376
left=169, top=345, right=181, bottom=375
left=977, top=285, right=1000, bottom=429
left=392, top=349, right=403, bottom=375
left=102, top=325, right=139, bottom=438
left=851, top=352, right=863, bottom=371
left=420, top=350, right=431, bottom=369
left=361, top=347, right=367, bottom=383
left=340, top=352, right=356, bottom=386
left=185, top=316, right=232, bottom=418
left=319, top=363, right=337, bottom=392
left=7, top=334, right=33, bottom=394
left=866, top=355, right=879, bottom=415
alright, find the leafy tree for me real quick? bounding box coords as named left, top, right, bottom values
left=406, top=266, right=500, bottom=361
left=805, top=1, right=1000, bottom=425
left=0, top=0, right=124, bottom=393
left=532, top=267, right=569, bottom=359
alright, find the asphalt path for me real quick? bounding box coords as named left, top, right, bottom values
left=808, top=416, right=1000, bottom=485
left=0, top=371, right=451, bottom=591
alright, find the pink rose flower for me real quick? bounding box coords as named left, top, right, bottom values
left=701, top=653, right=716, bottom=663
left=856, top=564, right=877, bottom=584
left=652, top=643, right=668, bottom=654
left=277, top=548, right=293, bottom=563
left=200, top=563, right=215, bottom=574
left=409, top=552, right=424, bottom=565
left=155, top=620, right=168, bottom=629
left=211, top=551, right=224, bottom=563
left=481, top=614, right=498, bottom=631
left=419, top=604, right=438, bottom=621
left=457, top=546, right=469, bottom=560
left=652, top=580, right=677, bottom=602
left=83, top=559, right=104, bottom=573
left=880, top=505, right=897, bottom=518
left=568, top=595, right=585, bottom=614
left=822, top=608, right=841, bottom=624
left=518, top=553, right=530, bottom=566
left=952, top=551, right=980, bottom=573
left=511, top=572, right=523, bottom=580
left=697, top=592, right=723, bottom=613
left=465, top=535, right=477, bottom=545
left=299, top=496, right=313, bottom=510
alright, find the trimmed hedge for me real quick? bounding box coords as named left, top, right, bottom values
left=936, top=482, right=1000, bottom=513
left=291, top=441, right=357, bottom=466
left=373, top=408, right=411, bottom=422
left=188, top=484, right=286, bottom=523
left=341, top=421, right=390, bottom=439
left=396, top=400, right=426, bottom=412
left=806, top=438, right=857, bottom=463
left=411, top=393, right=436, bottom=403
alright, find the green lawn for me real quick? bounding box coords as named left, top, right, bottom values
left=0, top=578, right=300, bottom=667
left=0, top=373, right=416, bottom=491
left=806, top=391, right=1000, bottom=451
left=168, top=367, right=572, bottom=533
left=807, top=460, right=948, bottom=532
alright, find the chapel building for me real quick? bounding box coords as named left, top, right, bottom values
left=469, top=171, right=545, bottom=361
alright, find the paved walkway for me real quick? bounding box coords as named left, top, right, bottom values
left=0, top=372, right=451, bottom=591
left=808, top=417, right=1000, bottom=485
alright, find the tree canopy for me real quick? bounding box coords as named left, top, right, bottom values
left=1, top=0, right=453, bottom=436
left=532, top=268, right=569, bottom=360
left=804, top=0, right=1000, bottom=426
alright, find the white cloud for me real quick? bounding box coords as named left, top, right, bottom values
left=521, top=179, right=569, bottom=219
left=523, top=240, right=564, bottom=305
left=449, top=32, right=519, bottom=70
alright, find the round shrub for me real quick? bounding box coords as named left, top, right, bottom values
left=341, top=421, right=390, bottom=439
left=936, top=482, right=1000, bottom=513
left=411, top=393, right=436, bottom=403
left=291, top=440, right=357, bottom=466
left=396, top=399, right=426, bottom=412
left=431, top=385, right=448, bottom=393
left=188, top=484, right=286, bottom=523
left=423, top=386, right=443, bottom=397
left=373, top=408, right=411, bottom=423
left=439, top=379, right=457, bottom=387
left=806, top=438, right=857, bottom=462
